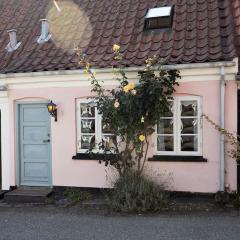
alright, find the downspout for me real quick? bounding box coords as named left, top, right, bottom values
left=220, top=66, right=225, bottom=192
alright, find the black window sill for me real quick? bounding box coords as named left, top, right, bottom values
left=73, top=154, right=207, bottom=162
left=148, top=155, right=207, bottom=162
left=72, top=153, right=118, bottom=161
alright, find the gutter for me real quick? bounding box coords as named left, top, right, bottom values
left=220, top=66, right=225, bottom=192
left=0, top=61, right=236, bottom=79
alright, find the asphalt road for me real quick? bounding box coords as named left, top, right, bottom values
left=0, top=206, right=240, bottom=240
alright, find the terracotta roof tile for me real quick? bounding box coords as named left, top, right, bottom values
left=231, top=0, right=240, bottom=74
left=0, top=0, right=239, bottom=74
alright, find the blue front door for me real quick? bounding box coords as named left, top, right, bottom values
left=19, top=103, right=51, bottom=186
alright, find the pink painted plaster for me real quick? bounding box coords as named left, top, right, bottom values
left=8, top=80, right=238, bottom=193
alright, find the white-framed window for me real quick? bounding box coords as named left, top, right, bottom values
left=156, top=96, right=202, bottom=156
left=76, top=99, right=116, bottom=153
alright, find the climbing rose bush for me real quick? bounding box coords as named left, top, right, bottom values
left=203, top=114, right=240, bottom=160
left=76, top=45, right=180, bottom=175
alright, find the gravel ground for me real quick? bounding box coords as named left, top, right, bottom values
left=0, top=205, right=240, bottom=240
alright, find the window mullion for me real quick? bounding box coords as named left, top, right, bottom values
left=96, top=109, right=102, bottom=151
left=175, top=98, right=180, bottom=155
left=198, top=98, right=202, bottom=154
left=77, top=101, right=81, bottom=152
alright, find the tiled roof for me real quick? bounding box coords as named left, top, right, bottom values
left=0, top=0, right=239, bottom=74
left=231, top=0, right=240, bottom=75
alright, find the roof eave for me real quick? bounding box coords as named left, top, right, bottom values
left=0, top=60, right=237, bottom=79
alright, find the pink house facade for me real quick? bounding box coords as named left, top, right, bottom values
left=0, top=0, right=239, bottom=193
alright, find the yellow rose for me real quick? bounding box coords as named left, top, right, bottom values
left=139, top=134, right=145, bottom=142
left=86, top=62, right=91, bottom=70
left=123, top=85, right=130, bottom=93
left=112, top=44, right=120, bottom=52
left=114, top=101, right=120, bottom=108
left=141, top=116, right=144, bottom=123
left=128, top=82, right=135, bottom=90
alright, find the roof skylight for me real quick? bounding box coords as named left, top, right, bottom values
left=144, top=6, right=174, bottom=30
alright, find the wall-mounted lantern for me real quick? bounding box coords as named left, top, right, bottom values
left=47, top=101, right=57, bottom=122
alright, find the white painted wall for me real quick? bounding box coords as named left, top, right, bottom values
left=0, top=91, right=10, bottom=190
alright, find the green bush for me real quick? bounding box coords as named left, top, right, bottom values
left=231, top=192, right=240, bottom=209
left=214, top=191, right=230, bottom=206
left=63, top=189, right=93, bottom=203
left=108, top=171, right=169, bottom=213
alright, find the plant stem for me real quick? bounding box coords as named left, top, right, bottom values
left=140, top=136, right=149, bottom=174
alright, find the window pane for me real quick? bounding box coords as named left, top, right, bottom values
left=181, top=101, right=198, bottom=116
left=157, top=135, right=174, bottom=151
left=181, top=136, right=198, bottom=152
left=101, top=135, right=117, bottom=151
left=162, top=101, right=174, bottom=117
left=181, top=118, right=198, bottom=134
left=81, top=119, right=95, bottom=133
left=102, top=123, right=112, bottom=134
left=81, top=103, right=95, bottom=117
left=158, top=119, right=173, bottom=134
left=81, top=135, right=95, bottom=149
left=146, top=17, right=172, bottom=29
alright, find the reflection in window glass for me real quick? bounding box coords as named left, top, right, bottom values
left=157, top=135, right=174, bottom=151
left=181, top=118, right=198, bottom=134
left=81, top=119, right=95, bottom=133
left=181, top=135, right=198, bottom=152
left=81, top=135, right=95, bottom=150
left=158, top=119, right=174, bottom=134
left=181, top=100, right=198, bottom=116
left=80, top=103, right=95, bottom=118
left=162, top=101, right=174, bottom=117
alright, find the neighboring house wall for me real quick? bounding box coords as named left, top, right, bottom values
left=0, top=92, right=10, bottom=190
left=2, top=61, right=238, bottom=192
left=225, top=81, right=238, bottom=191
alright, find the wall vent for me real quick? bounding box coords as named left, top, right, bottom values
left=37, top=19, right=52, bottom=44
left=5, top=29, right=21, bottom=52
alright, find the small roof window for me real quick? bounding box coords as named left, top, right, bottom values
left=144, top=6, right=174, bottom=30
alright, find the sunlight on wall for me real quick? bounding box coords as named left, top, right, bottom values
left=47, top=0, right=93, bottom=53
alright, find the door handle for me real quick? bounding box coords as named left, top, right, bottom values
left=43, top=139, right=50, bottom=143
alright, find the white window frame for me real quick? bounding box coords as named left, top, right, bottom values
left=76, top=98, right=114, bottom=154
left=155, top=96, right=202, bottom=156
left=145, top=6, right=173, bottom=19
left=76, top=98, right=98, bottom=153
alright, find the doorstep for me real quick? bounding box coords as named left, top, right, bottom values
left=4, top=186, right=53, bottom=204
